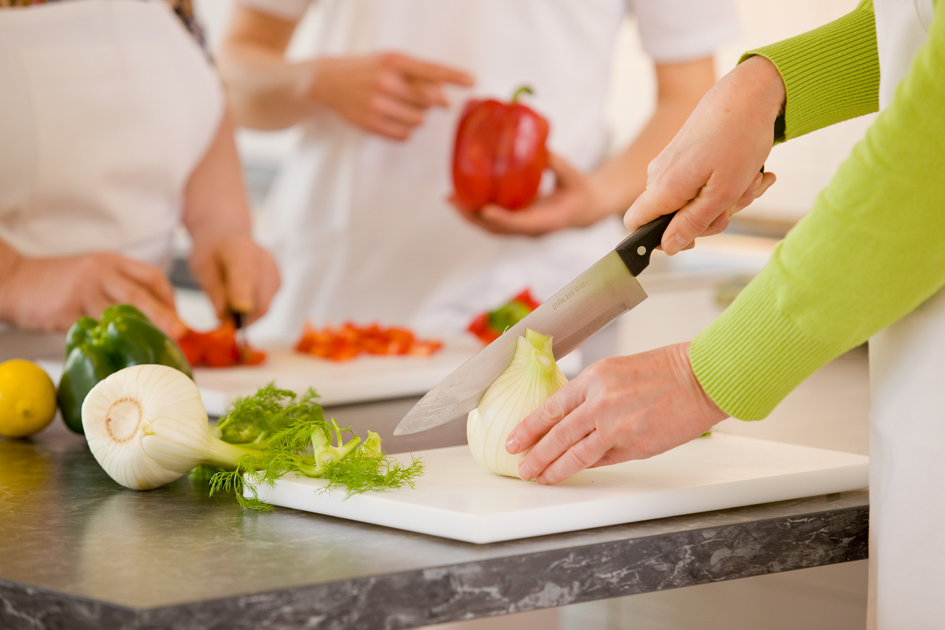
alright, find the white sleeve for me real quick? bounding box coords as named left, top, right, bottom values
left=234, top=0, right=313, bottom=22
left=628, top=0, right=740, bottom=63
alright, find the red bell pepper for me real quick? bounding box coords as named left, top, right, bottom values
left=177, top=321, right=267, bottom=368
left=452, top=85, right=550, bottom=211
left=467, top=289, right=542, bottom=344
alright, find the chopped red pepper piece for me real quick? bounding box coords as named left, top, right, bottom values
left=295, top=322, right=443, bottom=362
left=467, top=289, right=542, bottom=344
left=177, top=320, right=267, bottom=368
left=452, top=85, right=550, bottom=210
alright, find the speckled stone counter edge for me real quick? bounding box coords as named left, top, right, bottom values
left=0, top=501, right=868, bottom=630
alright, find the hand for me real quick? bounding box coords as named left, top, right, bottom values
left=188, top=234, right=280, bottom=324
left=505, top=343, right=729, bottom=485
left=307, top=53, right=474, bottom=140
left=0, top=251, right=184, bottom=336
left=623, top=56, right=785, bottom=255
left=450, top=153, right=612, bottom=236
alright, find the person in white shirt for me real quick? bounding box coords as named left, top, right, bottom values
left=0, top=0, right=280, bottom=337
left=218, top=0, right=738, bottom=357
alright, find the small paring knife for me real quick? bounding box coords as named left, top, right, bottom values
left=393, top=211, right=678, bottom=436
left=231, top=310, right=249, bottom=358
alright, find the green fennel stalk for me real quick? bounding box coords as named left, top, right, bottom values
left=198, top=383, right=423, bottom=510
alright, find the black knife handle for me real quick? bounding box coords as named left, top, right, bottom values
left=615, top=211, right=678, bottom=277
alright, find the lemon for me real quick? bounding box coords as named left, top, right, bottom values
left=0, top=359, right=58, bottom=438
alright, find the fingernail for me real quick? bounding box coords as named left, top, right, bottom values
left=506, top=436, right=520, bottom=453
left=663, top=234, right=685, bottom=256
left=518, top=463, right=533, bottom=481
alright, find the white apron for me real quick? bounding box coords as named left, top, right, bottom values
left=0, top=0, right=222, bottom=270
left=248, top=0, right=738, bottom=347
left=868, top=1, right=941, bottom=627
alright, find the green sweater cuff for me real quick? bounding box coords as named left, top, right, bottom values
left=740, top=0, right=879, bottom=142
left=690, top=275, right=836, bottom=421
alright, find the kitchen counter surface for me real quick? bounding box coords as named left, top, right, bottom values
left=0, top=331, right=869, bottom=630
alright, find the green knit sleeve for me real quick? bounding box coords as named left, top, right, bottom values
left=741, top=0, right=880, bottom=143
left=691, top=5, right=945, bottom=420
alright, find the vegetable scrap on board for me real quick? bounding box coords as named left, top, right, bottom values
left=295, top=322, right=442, bottom=361
left=177, top=319, right=267, bottom=368
left=467, top=288, right=541, bottom=344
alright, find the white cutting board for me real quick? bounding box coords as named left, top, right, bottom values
left=251, top=433, right=869, bottom=544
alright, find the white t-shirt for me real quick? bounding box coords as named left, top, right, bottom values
left=240, top=0, right=739, bottom=344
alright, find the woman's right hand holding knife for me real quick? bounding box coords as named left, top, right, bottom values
left=623, top=55, right=785, bottom=253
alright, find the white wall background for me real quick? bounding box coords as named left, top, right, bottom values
left=195, top=0, right=877, bottom=223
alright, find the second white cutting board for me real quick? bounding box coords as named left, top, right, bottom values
left=194, top=336, right=581, bottom=416
left=250, top=432, right=869, bottom=544
left=38, top=337, right=581, bottom=416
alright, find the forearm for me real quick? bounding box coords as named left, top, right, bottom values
left=217, top=5, right=312, bottom=130
left=217, top=45, right=316, bottom=131
left=594, top=58, right=718, bottom=214
left=693, top=4, right=945, bottom=420
left=592, top=98, right=696, bottom=215
left=181, top=111, right=253, bottom=244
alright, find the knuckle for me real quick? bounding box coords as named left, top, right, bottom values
left=379, top=52, right=402, bottom=68
left=541, top=394, right=568, bottom=423
left=566, top=445, right=597, bottom=470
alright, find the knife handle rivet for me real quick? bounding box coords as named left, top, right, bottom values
left=636, top=246, right=647, bottom=256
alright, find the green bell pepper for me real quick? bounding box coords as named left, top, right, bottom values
left=57, top=304, right=193, bottom=434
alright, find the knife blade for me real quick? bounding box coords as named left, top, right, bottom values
left=393, top=211, right=677, bottom=436
left=231, top=310, right=248, bottom=359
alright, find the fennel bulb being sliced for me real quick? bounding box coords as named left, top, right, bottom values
left=467, top=328, right=567, bottom=478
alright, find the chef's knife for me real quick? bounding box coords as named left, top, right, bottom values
left=393, top=211, right=677, bottom=436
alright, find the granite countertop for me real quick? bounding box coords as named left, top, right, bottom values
left=0, top=331, right=869, bottom=630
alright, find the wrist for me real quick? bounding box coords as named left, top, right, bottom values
left=736, top=55, right=786, bottom=125
left=189, top=229, right=252, bottom=255
left=300, top=58, right=331, bottom=111
left=587, top=171, right=629, bottom=220
left=678, top=342, right=728, bottom=423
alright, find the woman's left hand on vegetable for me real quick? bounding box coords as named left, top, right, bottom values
left=505, top=343, right=728, bottom=485
left=188, top=234, right=281, bottom=324
left=450, top=153, right=611, bottom=236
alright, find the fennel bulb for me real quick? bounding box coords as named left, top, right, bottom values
left=82, top=365, right=424, bottom=506
left=82, top=364, right=256, bottom=490
left=467, top=328, right=567, bottom=478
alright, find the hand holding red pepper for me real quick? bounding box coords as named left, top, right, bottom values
left=449, top=87, right=616, bottom=235
left=452, top=152, right=614, bottom=236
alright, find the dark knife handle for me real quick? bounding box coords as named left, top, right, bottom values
left=615, top=211, right=678, bottom=277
